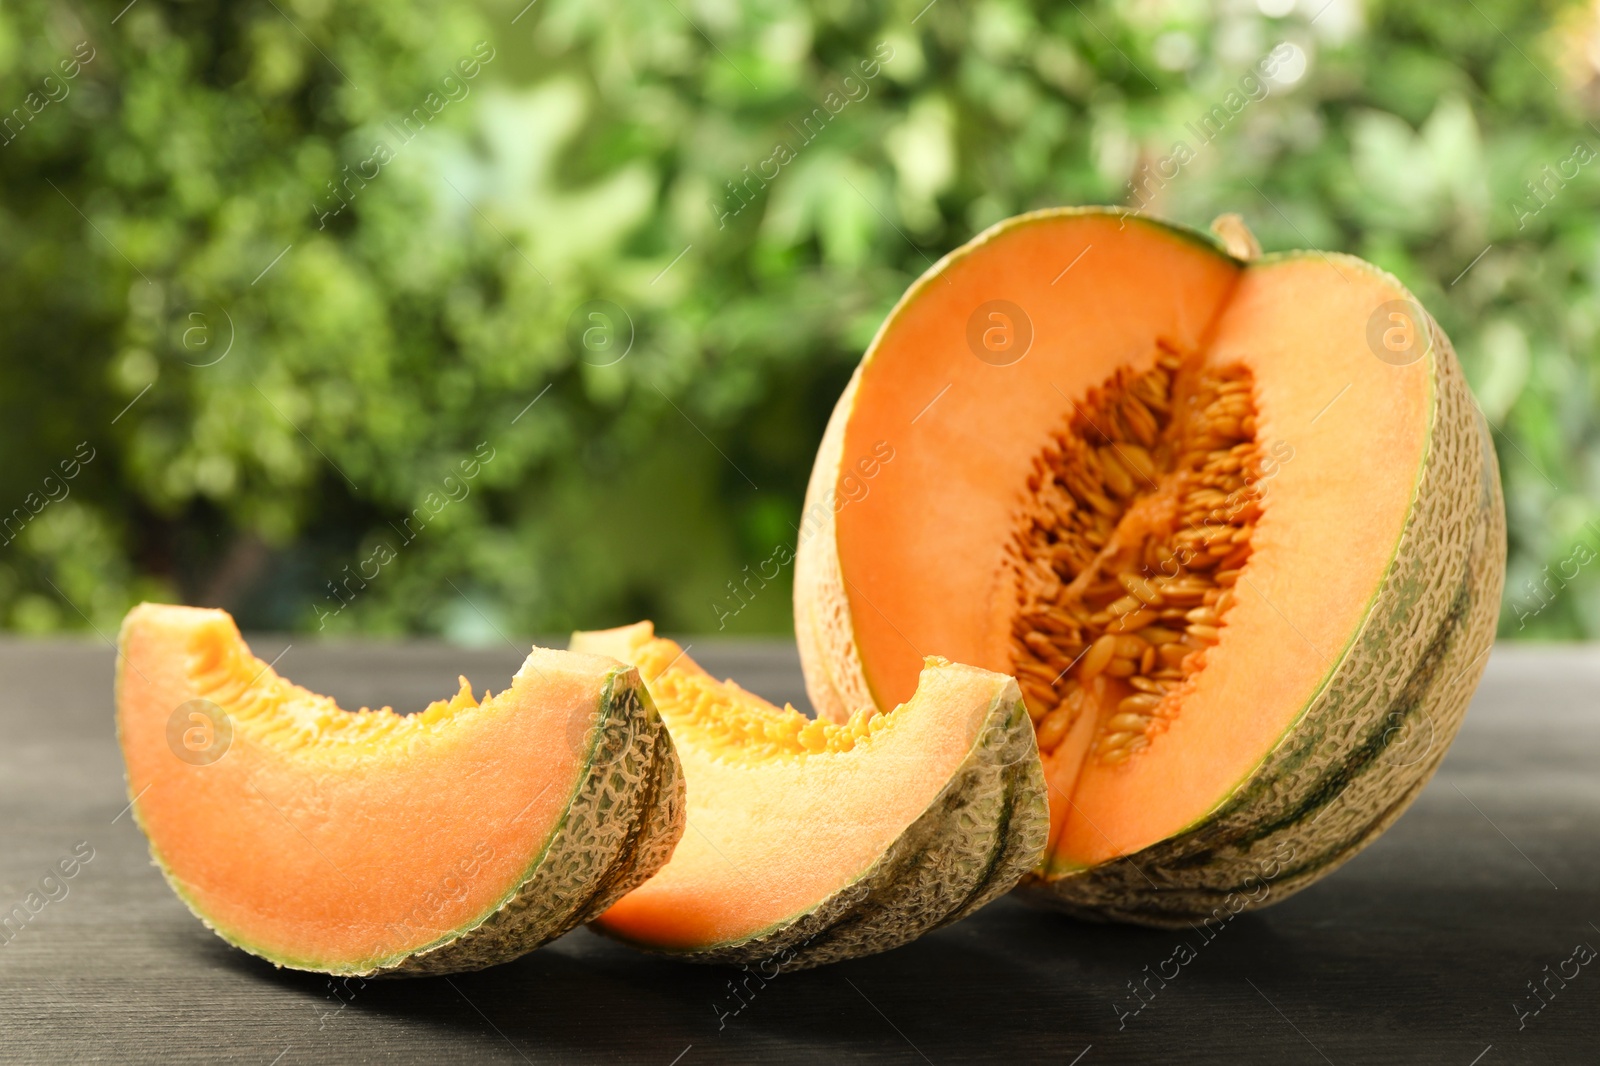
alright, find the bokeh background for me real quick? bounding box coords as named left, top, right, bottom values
left=0, top=0, right=1595, bottom=640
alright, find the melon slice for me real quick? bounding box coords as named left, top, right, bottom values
left=795, top=208, right=1505, bottom=924
left=116, top=604, right=684, bottom=975
left=570, top=622, right=1048, bottom=968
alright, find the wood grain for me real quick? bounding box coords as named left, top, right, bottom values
left=0, top=637, right=1595, bottom=1064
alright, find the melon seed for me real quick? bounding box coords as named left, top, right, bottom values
left=1117, top=443, right=1158, bottom=481
left=1099, top=449, right=1136, bottom=497
left=1036, top=706, right=1073, bottom=751
left=1120, top=573, right=1164, bottom=606
left=1109, top=609, right=1158, bottom=633
left=1108, top=595, right=1143, bottom=617
left=1114, top=635, right=1148, bottom=659
left=1079, top=634, right=1117, bottom=682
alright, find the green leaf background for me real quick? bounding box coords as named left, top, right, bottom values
left=0, top=0, right=1594, bottom=639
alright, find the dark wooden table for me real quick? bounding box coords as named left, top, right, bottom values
left=2, top=636, right=1596, bottom=1064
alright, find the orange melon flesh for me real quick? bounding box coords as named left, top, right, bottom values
left=827, top=214, right=1432, bottom=871
left=118, top=604, right=621, bottom=972
left=574, top=622, right=1014, bottom=952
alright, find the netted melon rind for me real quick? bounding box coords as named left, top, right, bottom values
left=595, top=678, right=1050, bottom=970
left=374, top=672, right=686, bottom=976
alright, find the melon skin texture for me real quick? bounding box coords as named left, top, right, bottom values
left=116, top=605, right=685, bottom=976
left=1018, top=303, right=1503, bottom=925
left=572, top=623, right=1049, bottom=968
left=793, top=207, right=1506, bottom=925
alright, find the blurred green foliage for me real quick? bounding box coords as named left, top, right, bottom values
left=0, top=0, right=1596, bottom=639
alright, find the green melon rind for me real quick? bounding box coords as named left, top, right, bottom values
left=1016, top=251, right=1505, bottom=924
left=120, top=653, right=686, bottom=976
left=593, top=672, right=1050, bottom=970
left=387, top=674, right=686, bottom=975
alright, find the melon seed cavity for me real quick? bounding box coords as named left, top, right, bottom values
left=1007, top=345, right=1262, bottom=767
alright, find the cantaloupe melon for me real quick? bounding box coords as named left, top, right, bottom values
left=794, top=209, right=1505, bottom=924
left=116, top=604, right=684, bottom=975
left=570, top=622, right=1048, bottom=967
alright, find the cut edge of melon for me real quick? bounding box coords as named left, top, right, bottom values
left=1038, top=248, right=1445, bottom=875
left=796, top=208, right=1469, bottom=887
left=116, top=603, right=684, bottom=976
left=575, top=622, right=1049, bottom=966
left=798, top=208, right=1245, bottom=727
left=130, top=682, right=622, bottom=974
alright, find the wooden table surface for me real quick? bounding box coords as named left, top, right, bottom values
left=2, top=636, right=1596, bottom=1065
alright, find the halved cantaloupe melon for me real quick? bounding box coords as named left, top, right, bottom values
left=570, top=622, right=1048, bottom=967
left=116, top=604, right=684, bottom=975
left=795, top=209, right=1505, bottom=923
